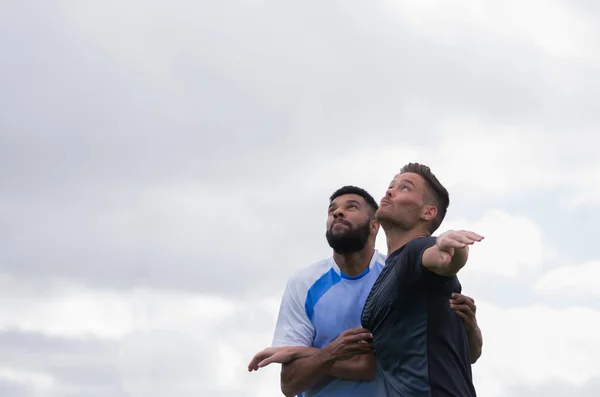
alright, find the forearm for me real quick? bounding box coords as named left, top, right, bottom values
left=281, top=350, right=375, bottom=396
left=467, top=324, right=483, bottom=363
left=287, top=348, right=374, bottom=380
left=423, top=246, right=469, bottom=276
left=280, top=349, right=335, bottom=397
left=330, top=353, right=376, bottom=381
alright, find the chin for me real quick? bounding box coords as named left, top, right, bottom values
left=375, top=209, right=390, bottom=223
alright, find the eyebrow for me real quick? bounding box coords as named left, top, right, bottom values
left=398, top=178, right=416, bottom=187
left=328, top=199, right=362, bottom=210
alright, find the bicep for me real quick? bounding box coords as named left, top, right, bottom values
left=396, top=237, right=438, bottom=283
left=272, top=278, right=315, bottom=348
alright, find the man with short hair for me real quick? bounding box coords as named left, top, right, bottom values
left=361, top=162, right=483, bottom=396
left=248, top=184, right=482, bottom=397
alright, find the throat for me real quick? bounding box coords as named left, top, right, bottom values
left=333, top=249, right=374, bottom=277
left=385, top=228, right=430, bottom=257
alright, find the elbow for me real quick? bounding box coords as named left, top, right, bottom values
left=280, top=379, right=295, bottom=397
left=281, top=386, right=295, bottom=397
left=470, top=345, right=482, bottom=364
left=280, top=368, right=297, bottom=397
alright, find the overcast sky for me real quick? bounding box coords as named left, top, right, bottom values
left=1, top=1, right=599, bottom=396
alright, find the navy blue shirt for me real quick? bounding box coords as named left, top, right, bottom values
left=361, top=237, right=476, bottom=397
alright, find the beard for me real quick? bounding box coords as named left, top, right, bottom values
left=325, top=219, right=371, bottom=254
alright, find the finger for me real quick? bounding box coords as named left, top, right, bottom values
left=459, top=231, right=485, bottom=242
left=345, top=327, right=371, bottom=335
left=349, top=343, right=374, bottom=353
left=451, top=295, right=476, bottom=310
left=451, top=303, right=475, bottom=317
left=450, top=234, right=477, bottom=246
left=338, top=328, right=367, bottom=338
left=444, top=238, right=468, bottom=248
left=248, top=352, right=269, bottom=371
left=451, top=293, right=475, bottom=304
left=454, top=310, right=470, bottom=322
left=451, top=300, right=476, bottom=314
left=346, top=331, right=373, bottom=343
left=257, top=355, right=282, bottom=368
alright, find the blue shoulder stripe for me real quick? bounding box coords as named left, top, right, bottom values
left=304, top=268, right=341, bottom=322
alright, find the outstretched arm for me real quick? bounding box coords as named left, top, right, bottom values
left=249, top=328, right=375, bottom=397
left=422, top=230, right=484, bottom=276
left=248, top=345, right=375, bottom=380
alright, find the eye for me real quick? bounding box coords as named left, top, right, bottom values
left=348, top=204, right=357, bottom=209
left=400, top=186, right=409, bottom=191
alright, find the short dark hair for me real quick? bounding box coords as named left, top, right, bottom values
left=400, top=163, right=449, bottom=234
left=329, top=186, right=379, bottom=216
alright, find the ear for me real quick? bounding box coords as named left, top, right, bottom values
left=370, top=218, right=380, bottom=235
left=421, top=205, right=437, bottom=221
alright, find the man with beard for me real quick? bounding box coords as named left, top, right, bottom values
left=361, top=163, right=482, bottom=396
left=248, top=186, right=482, bottom=397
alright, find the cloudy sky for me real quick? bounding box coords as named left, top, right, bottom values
left=1, top=1, right=599, bottom=396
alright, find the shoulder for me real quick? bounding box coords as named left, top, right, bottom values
left=374, top=249, right=387, bottom=265
left=371, top=250, right=387, bottom=274
left=405, top=236, right=437, bottom=254
left=285, top=257, right=336, bottom=297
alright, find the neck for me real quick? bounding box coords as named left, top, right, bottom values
left=384, top=226, right=430, bottom=257
left=332, top=242, right=375, bottom=277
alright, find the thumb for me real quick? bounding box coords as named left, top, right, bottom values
left=440, top=251, right=452, bottom=266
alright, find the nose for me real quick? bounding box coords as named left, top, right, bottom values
left=333, top=207, right=345, bottom=218
left=385, top=188, right=393, bottom=198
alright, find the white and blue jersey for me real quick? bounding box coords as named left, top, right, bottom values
left=272, top=250, right=386, bottom=397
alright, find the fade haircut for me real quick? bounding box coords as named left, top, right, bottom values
left=400, top=163, right=449, bottom=234
left=329, top=186, right=379, bottom=217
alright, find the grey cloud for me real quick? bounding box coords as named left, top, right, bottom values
left=0, top=382, right=30, bottom=397
left=508, top=378, right=600, bottom=397
left=0, top=330, right=126, bottom=397
left=0, top=177, right=335, bottom=294
left=0, top=312, right=277, bottom=397
left=1, top=1, right=600, bottom=395
left=3, top=0, right=600, bottom=200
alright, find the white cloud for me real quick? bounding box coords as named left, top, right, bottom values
left=443, top=210, right=544, bottom=277
left=0, top=368, right=55, bottom=393
left=297, top=116, right=600, bottom=207
left=0, top=233, right=595, bottom=397
left=474, top=301, right=600, bottom=396
left=0, top=274, right=282, bottom=396
left=3, top=1, right=600, bottom=396
left=385, top=0, right=600, bottom=59
left=0, top=274, right=236, bottom=339
left=535, top=260, right=600, bottom=296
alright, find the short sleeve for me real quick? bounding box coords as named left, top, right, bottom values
left=271, top=275, right=315, bottom=348
left=395, top=236, right=438, bottom=283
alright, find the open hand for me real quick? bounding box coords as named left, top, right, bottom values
left=436, top=230, right=484, bottom=264
left=247, top=347, right=299, bottom=372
